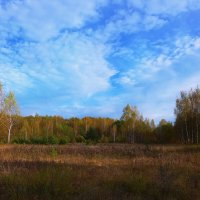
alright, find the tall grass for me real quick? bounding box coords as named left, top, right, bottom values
left=0, top=144, right=199, bottom=200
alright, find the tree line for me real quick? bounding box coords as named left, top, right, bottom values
left=0, top=82, right=199, bottom=144
left=174, top=88, right=200, bottom=144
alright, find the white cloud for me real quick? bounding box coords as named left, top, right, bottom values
left=139, top=69, right=200, bottom=123
left=101, top=11, right=141, bottom=40
left=114, top=35, right=200, bottom=122
left=127, top=0, right=144, bottom=9
left=128, top=0, right=200, bottom=16
left=94, top=11, right=167, bottom=42
left=0, top=0, right=107, bottom=41
left=116, top=36, right=200, bottom=86
left=143, top=15, right=166, bottom=30
left=174, top=36, right=200, bottom=56
left=116, top=54, right=173, bottom=85
left=0, top=63, right=32, bottom=93
left=91, top=0, right=200, bottom=43
left=0, top=0, right=118, bottom=116
left=0, top=32, right=116, bottom=98
left=145, top=0, right=188, bottom=16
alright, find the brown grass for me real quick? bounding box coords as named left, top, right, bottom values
left=0, top=144, right=199, bottom=200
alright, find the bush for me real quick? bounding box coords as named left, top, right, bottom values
left=85, top=127, right=100, bottom=142
left=50, top=147, right=58, bottom=158
left=29, top=136, right=59, bottom=145
left=59, top=137, right=69, bottom=145
left=99, top=135, right=110, bottom=143
left=29, top=136, right=47, bottom=144
left=12, top=135, right=71, bottom=145
left=75, top=135, right=86, bottom=143
left=48, top=136, right=59, bottom=145
left=13, top=138, right=30, bottom=144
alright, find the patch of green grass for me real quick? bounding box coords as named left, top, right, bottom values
left=50, top=148, right=58, bottom=158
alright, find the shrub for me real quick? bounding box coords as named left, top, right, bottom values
left=13, top=138, right=30, bottom=144
left=100, top=135, right=110, bottom=143
left=50, top=148, right=58, bottom=158
left=48, top=136, right=59, bottom=145
left=30, top=136, right=47, bottom=144
left=59, top=137, right=69, bottom=145
left=29, top=136, right=59, bottom=145
left=75, top=135, right=86, bottom=143
left=85, top=127, right=100, bottom=142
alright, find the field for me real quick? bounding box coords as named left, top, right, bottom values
left=0, top=144, right=199, bottom=200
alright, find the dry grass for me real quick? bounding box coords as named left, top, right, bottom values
left=0, top=144, right=199, bottom=200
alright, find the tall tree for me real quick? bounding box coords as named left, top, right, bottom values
left=4, top=92, right=20, bottom=143
left=120, top=104, right=140, bottom=143
left=175, top=87, right=200, bottom=144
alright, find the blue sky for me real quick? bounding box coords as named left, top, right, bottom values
left=1, top=0, right=200, bottom=122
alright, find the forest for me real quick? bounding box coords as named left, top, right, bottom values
left=0, top=82, right=200, bottom=145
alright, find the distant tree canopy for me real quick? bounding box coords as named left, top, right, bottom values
left=0, top=81, right=200, bottom=145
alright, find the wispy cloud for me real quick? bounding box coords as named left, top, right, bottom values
left=127, top=0, right=200, bottom=16
left=0, top=0, right=200, bottom=120
left=116, top=36, right=200, bottom=86
left=0, top=0, right=107, bottom=41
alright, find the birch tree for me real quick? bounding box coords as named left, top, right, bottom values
left=120, top=104, right=139, bottom=143
left=175, top=87, right=200, bottom=144
left=4, top=92, right=20, bottom=143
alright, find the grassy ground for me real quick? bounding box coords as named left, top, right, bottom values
left=0, top=144, right=199, bottom=200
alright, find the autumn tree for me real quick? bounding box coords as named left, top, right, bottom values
left=120, top=104, right=140, bottom=143
left=4, top=91, right=20, bottom=143
left=175, top=87, right=200, bottom=144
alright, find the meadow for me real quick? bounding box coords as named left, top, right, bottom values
left=0, top=144, right=199, bottom=200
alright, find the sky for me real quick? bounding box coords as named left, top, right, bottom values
left=0, top=0, right=200, bottom=122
